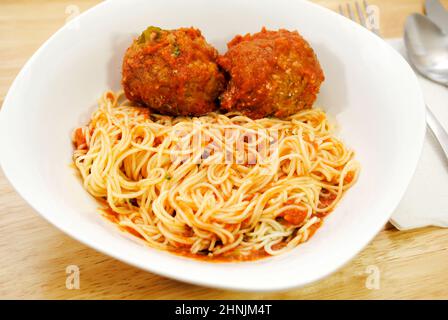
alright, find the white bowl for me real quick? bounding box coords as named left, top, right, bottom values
left=0, top=0, right=425, bottom=291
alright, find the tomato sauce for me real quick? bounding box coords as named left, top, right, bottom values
left=98, top=193, right=335, bottom=262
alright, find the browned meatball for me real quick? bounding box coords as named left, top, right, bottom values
left=218, top=28, right=325, bottom=119
left=122, top=27, right=226, bottom=116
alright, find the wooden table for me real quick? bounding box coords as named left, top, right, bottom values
left=1, top=0, right=448, bottom=299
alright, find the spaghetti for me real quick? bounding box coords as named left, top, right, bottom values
left=72, top=91, right=359, bottom=261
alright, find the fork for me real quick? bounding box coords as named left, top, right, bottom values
left=338, top=0, right=381, bottom=36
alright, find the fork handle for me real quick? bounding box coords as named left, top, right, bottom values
left=426, top=106, right=448, bottom=159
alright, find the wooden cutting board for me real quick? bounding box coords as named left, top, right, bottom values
left=1, top=0, right=447, bottom=299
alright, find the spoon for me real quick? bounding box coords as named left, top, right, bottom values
left=425, top=0, right=448, bottom=35
left=404, top=13, right=448, bottom=159
left=404, top=13, right=448, bottom=86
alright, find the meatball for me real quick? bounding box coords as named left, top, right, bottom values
left=122, top=26, right=225, bottom=116
left=218, top=28, right=325, bottom=119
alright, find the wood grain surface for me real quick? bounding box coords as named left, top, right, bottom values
left=1, top=0, right=448, bottom=299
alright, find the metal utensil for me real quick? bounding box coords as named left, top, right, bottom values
left=425, top=0, right=448, bottom=35
left=404, top=13, right=448, bottom=159
left=340, top=3, right=448, bottom=160
left=404, top=14, right=448, bottom=86
left=339, top=0, right=381, bottom=36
